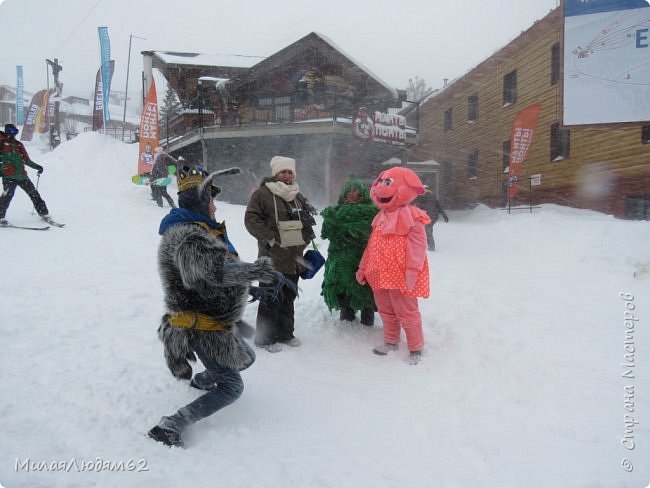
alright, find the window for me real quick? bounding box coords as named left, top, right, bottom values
left=255, top=95, right=291, bottom=122
left=642, top=125, right=650, bottom=143
left=444, top=108, right=453, bottom=133
left=443, top=160, right=452, bottom=184
left=468, top=93, right=479, bottom=122
left=503, top=70, right=517, bottom=106
left=551, top=43, right=560, bottom=85
left=502, top=140, right=511, bottom=173
left=550, top=123, right=570, bottom=161
left=624, top=196, right=650, bottom=220
left=468, top=150, right=479, bottom=179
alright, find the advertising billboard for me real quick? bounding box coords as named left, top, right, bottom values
left=563, top=0, right=650, bottom=125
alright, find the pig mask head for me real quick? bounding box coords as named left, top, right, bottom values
left=370, top=166, right=425, bottom=211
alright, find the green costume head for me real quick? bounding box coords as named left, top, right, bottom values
left=337, top=174, right=372, bottom=205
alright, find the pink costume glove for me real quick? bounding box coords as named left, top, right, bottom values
left=356, top=269, right=367, bottom=285
left=405, top=269, right=418, bottom=291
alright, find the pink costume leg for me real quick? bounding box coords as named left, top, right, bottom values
left=388, top=291, right=424, bottom=352
left=373, top=289, right=401, bottom=345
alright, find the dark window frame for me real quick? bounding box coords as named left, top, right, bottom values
left=503, top=70, right=517, bottom=106
left=502, top=140, right=511, bottom=173
left=255, top=95, right=292, bottom=122
left=468, top=93, right=479, bottom=122
left=642, top=125, right=650, bottom=144
left=444, top=107, right=453, bottom=133
left=551, top=43, right=560, bottom=85
left=550, top=122, right=570, bottom=161
left=468, top=150, right=479, bottom=179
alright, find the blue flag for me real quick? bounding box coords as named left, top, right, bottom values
left=16, top=66, right=24, bottom=125
left=98, top=26, right=111, bottom=122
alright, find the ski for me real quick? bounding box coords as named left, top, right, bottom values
left=0, top=223, right=50, bottom=231
left=42, top=217, right=65, bottom=228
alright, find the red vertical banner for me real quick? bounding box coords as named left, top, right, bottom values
left=507, top=103, right=541, bottom=199
left=92, top=60, right=115, bottom=131
left=92, top=68, right=103, bottom=131
left=137, top=79, right=159, bottom=175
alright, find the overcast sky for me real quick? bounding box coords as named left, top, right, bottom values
left=0, top=0, right=559, bottom=100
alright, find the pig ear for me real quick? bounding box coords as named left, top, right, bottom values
left=403, top=169, right=425, bottom=195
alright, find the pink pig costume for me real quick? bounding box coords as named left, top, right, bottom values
left=356, top=167, right=431, bottom=361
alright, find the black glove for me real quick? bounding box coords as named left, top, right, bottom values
left=36, top=165, right=44, bottom=175
left=443, top=215, right=449, bottom=223
left=253, top=270, right=298, bottom=302
left=291, top=208, right=316, bottom=227
left=248, top=286, right=264, bottom=303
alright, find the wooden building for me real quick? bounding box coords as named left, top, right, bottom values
left=409, top=7, right=650, bottom=219
left=143, top=33, right=415, bottom=206
left=0, top=85, right=18, bottom=128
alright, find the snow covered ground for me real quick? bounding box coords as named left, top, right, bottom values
left=1, top=132, right=649, bottom=488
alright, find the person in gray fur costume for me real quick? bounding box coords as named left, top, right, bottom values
left=148, top=165, right=287, bottom=448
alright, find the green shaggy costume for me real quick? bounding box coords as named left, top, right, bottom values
left=320, top=176, right=378, bottom=314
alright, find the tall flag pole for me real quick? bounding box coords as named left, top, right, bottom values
left=137, top=78, right=159, bottom=175
left=97, top=26, right=112, bottom=128
left=16, top=66, right=24, bottom=125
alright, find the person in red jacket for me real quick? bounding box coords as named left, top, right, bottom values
left=0, top=124, right=52, bottom=225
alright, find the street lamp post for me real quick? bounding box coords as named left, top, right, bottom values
left=121, top=34, right=146, bottom=142
left=197, top=77, right=209, bottom=165
left=46, top=58, right=63, bottom=148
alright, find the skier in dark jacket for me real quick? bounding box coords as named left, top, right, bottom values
left=150, top=146, right=177, bottom=208
left=148, top=165, right=285, bottom=448
left=0, top=124, right=53, bottom=225
left=415, top=186, right=448, bottom=251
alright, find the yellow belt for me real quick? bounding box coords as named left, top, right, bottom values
left=168, top=311, right=231, bottom=331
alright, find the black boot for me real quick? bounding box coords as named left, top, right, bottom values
left=360, top=308, right=375, bottom=326
left=339, top=307, right=355, bottom=322
left=148, top=425, right=184, bottom=448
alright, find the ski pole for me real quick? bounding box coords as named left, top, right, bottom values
left=31, top=173, right=41, bottom=215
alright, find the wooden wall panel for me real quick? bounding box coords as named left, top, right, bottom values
left=412, top=7, right=650, bottom=217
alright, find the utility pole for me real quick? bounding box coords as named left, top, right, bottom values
left=46, top=58, right=63, bottom=148
left=121, top=34, right=146, bottom=142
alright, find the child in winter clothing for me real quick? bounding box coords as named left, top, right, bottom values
left=320, top=175, right=377, bottom=325
left=356, top=167, right=431, bottom=365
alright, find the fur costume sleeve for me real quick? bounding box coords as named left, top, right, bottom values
left=174, top=226, right=276, bottom=298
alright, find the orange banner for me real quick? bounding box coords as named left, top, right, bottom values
left=507, top=103, right=541, bottom=199
left=35, top=89, right=55, bottom=134
left=21, top=89, right=47, bottom=141
left=137, top=79, right=159, bottom=175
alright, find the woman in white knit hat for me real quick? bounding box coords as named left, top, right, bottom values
left=244, top=156, right=317, bottom=352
